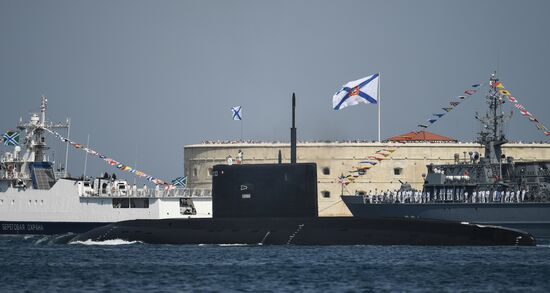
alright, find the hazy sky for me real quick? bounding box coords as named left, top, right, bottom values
left=1, top=0, right=549, bottom=183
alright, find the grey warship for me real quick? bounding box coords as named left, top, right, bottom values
left=342, top=72, right=550, bottom=239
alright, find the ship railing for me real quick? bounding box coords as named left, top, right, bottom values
left=54, top=171, right=69, bottom=180
left=0, top=173, right=32, bottom=181
left=80, top=187, right=212, bottom=198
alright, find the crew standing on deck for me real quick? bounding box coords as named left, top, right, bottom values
left=236, top=149, right=244, bottom=164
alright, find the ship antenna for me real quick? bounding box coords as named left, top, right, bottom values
left=40, top=95, right=47, bottom=127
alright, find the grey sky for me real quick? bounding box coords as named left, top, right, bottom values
left=1, top=0, right=549, bottom=182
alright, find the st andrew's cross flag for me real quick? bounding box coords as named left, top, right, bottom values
left=2, top=131, right=19, bottom=146
left=231, top=106, right=242, bottom=120
left=333, top=73, right=379, bottom=110
left=171, top=176, right=187, bottom=188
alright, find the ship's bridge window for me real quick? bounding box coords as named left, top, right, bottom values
left=113, top=198, right=149, bottom=208
left=322, top=167, right=330, bottom=175
left=321, top=191, right=331, bottom=198
left=112, top=198, right=129, bottom=208
left=394, top=168, right=403, bottom=176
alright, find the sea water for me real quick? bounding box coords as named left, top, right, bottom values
left=1, top=235, right=550, bottom=292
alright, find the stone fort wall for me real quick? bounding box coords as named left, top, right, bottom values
left=184, top=142, right=550, bottom=216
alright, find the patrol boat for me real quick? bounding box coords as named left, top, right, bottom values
left=0, top=97, right=211, bottom=234
left=342, top=72, right=550, bottom=239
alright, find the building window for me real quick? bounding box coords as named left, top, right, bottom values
left=322, top=167, right=330, bottom=175
left=394, top=168, right=403, bottom=176
left=193, top=167, right=198, bottom=177
left=321, top=191, right=331, bottom=198
left=208, top=168, right=213, bottom=176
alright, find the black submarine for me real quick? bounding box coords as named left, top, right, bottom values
left=72, top=94, right=535, bottom=246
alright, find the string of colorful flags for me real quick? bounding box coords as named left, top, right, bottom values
left=337, top=148, right=397, bottom=186
left=492, top=81, right=550, bottom=137
left=43, top=128, right=173, bottom=186
left=416, top=83, right=485, bottom=130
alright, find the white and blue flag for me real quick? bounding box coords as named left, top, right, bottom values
left=231, top=106, right=242, bottom=120
left=333, top=73, right=379, bottom=110
left=171, top=176, right=187, bottom=187
left=2, top=131, right=20, bottom=146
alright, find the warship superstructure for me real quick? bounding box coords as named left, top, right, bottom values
left=342, top=72, right=550, bottom=238
left=0, top=97, right=211, bottom=234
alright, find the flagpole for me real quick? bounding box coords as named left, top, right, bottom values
left=240, top=119, right=243, bottom=142
left=83, top=134, right=90, bottom=178
left=133, top=145, right=138, bottom=186
left=64, top=118, right=71, bottom=177
left=378, top=72, right=381, bottom=142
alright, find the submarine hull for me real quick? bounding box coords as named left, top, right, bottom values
left=72, top=217, right=535, bottom=246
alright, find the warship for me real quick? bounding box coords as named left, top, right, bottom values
left=342, top=72, right=550, bottom=239
left=0, top=97, right=211, bottom=235
left=72, top=95, right=536, bottom=246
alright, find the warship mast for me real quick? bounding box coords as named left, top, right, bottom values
left=476, top=72, right=508, bottom=164
left=16, top=96, right=70, bottom=175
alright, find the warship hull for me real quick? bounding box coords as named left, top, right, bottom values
left=341, top=196, right=550, bottom=239
left=0, top=221, right=106, bottom=235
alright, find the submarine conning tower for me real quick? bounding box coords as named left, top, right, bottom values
left=211, top=93, right=319, bottom=218
left=211, top=163, right=318, bottom=218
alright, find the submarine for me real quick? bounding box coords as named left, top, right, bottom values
left=72, top=94, right=536, bottom=246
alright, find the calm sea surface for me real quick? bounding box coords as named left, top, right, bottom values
left=1, top=235, right=550, bottom=292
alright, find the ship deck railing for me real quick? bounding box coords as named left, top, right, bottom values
left=79, top=187, right=212, bottom=198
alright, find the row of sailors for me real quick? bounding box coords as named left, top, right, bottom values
left=360, top=189, right=528, bottom=204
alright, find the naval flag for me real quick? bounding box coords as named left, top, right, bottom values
left=171, top=176, right=187, bottom=187
left=231, top=106, right=242, bottom=120
left=2, top=131, right=19, bottom=146
left=333, top=73, right=379, bottom=110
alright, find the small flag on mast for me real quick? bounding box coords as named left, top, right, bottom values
left=171, top=176, right=187, bottom=187
left=231, top=106, right=242, bottom=120
left=333, top=73, right=379, bottom=110
left=2, top=131, right=19, bottom=146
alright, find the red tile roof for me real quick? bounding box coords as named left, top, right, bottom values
left=385, top=131, right=456, bottom=142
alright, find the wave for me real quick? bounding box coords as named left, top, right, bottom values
left=70, top=239, right=142, bottom=246
left=0, top=233, right=77, bottom=245
left=198, top=243, right=253, bottom=247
